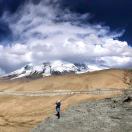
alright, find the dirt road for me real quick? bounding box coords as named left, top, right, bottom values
left=0, top=89, right=126, bottom=97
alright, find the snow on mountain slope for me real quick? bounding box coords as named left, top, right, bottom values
left=3, top=60, right=108, bottom=80
left=51, top=61, right=77, bottom=73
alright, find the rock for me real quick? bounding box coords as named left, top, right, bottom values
left=123, top=96, right=132, bottom=103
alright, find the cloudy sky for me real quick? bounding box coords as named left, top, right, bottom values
left=0, top=0, right=132, bottom=75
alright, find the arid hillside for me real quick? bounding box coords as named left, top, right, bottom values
left=0, top=69, right=131, bottom=132
left=0, top=69, right=131, bottom=91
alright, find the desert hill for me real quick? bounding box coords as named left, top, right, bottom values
left=0, top=69, right=131, bottom=132
left=0, top=69, right=131, bottom=91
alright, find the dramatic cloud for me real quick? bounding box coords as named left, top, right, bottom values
left=0, top=0, right=132, bottom=74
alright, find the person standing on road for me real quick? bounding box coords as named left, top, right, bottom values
left=56, top=100, right=61, bottom=119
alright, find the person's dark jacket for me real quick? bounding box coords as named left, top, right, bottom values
left=56, top=102, right=61, bottom=112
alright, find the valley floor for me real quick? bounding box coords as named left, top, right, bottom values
left=0, top=89, right=123, bottom=132
left=0, top=69, right=131, bottom=132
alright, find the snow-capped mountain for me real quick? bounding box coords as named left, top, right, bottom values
left=3, top=60, right=107, bottom=80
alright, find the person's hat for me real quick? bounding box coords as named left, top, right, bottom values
left=57, top=100, right=61, bottom=103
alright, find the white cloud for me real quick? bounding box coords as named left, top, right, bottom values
left=99, top=56, right=132, bottom=68
left=0, top=0, right=132, bottom=74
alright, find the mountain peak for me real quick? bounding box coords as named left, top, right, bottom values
left=2, top=61, right=108, bottom=80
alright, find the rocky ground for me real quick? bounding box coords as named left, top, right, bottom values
left=32, top=90, right=132, bottom=132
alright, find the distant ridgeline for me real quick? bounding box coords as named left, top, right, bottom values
left=2, top=61, right=108, bottom=80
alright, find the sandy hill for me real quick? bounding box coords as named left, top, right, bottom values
left=0, top=69, right=131, bottom=132
left=0, top=69, right=131, bottom=91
